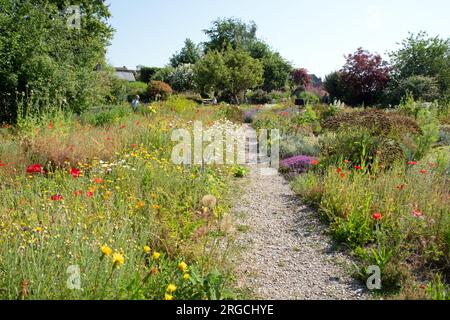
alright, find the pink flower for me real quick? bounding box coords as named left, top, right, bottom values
left=412, top=209, right=423, bottom=218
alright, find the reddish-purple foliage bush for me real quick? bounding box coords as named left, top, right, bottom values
left=292, top=68, right=312, bottom=87
left=280, top=155, right=316, bottom=174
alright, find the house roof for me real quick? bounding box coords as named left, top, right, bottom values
left=114, top=67, right=136, bottom=82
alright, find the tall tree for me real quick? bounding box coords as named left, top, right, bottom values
left=170, top=39, right=201, bottom=68
left=194, top=47, right=263, bottom=103
left=0, top=0, right=113, bottom=121
left=203, top=18, right=257, bottom=52
left=390, top=32, right=450, bottom=95
left=261, top=52, right=293, bottom=92
left=340, top=48, right=391, bottom=106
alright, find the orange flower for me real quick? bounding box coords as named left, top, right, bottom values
left=311, top=159, right=319, bottom=166
left=94, top=178, right=103, bottom=184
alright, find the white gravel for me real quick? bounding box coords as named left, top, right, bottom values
left=231, top=126, right=369, bottom=300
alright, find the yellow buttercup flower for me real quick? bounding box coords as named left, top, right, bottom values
left=152, top=204, right=161, bottom=210
left=178, top=261, right=188, bottom=273
left=165, top=294, right=174, bottom=301
left=101, top=245, right=113, bottom=257
left=166, top=284, right=177, bottom=293
left=153, top=251, right=161, bottom=260
left=143, top=246, right=151, bottom=254
left=112, top=252, right=125, bottom=267
left=183, top=273, right=190, bottom=281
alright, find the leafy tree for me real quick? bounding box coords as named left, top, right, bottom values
left=194, top=47, right=263, bottom=103
left=390, top=32, right=450, bottom=97
left=170, top=39, right=202, bottom=68
left=261, top=52, right=293, bottom=92
left=151, top=66, right=175, bottom=84
left=139, top=67, right=161, bottom=83
left=203, top=18, right=257, bottom=52
left=222, top=47, right=264, bottom=104
left=324, top=71, right=346, bottom=102
left=0, top=0, right=113, bottom=122
left=194, top=50, right=227, bottom=97
left=340, top=48, right=391, bottom=106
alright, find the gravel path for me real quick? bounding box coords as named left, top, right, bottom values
left=232, top=126, right=368, bottom=300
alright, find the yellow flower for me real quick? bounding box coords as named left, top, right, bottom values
left=166, top=284, right=177, bottom=293
left=143, top=246, right=151, bottom=254
left=165, top=293, right=174, bottom=301
left=183, top=273, right=190, bottom=282
left=152, top=204, right=161, bottom=210
left=112, top=252, right=125, bottom=267
left=153, top=251, right=161, bottom=260
left=178, top=261, right=188, bottom=273
left=101, top=245, right=113, bottom=257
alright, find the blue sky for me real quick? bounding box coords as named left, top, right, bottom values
left=106, top=0, right=449, bottom=78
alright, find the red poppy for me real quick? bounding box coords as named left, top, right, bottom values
left=131, top=144, right=138, bottom=148
left=372, top=213, right=382, bottom=221
left=70, top=168, right=81, bottom=178
left=429, top=163, right=434, bottom=168
left=354, top=165, right=362, bottom=170
left=344, top=160, right=350, bottom=164
left=0, top=161, right=6, bottom=167
left=73, top=190, right=83, bottom=197
left=337, top=168, right=343, bottom=174
left=340, top=173, right=345, bottom=179
left=86, top=191, right=94, bottom=198
left=408, top=161, right=417, bottom=166
left=311, top=159, right=319, bottom=166
left=51, top=195, right=64, bottom=201
left=420, top=170, right=426, bottom=175
left=94, top=178, right=103, bottom=184
left=49, top=122, right=54, bottom=129
left=397, top=184, right=405, bottom=191
left=26, top=164, right=44, bottom=174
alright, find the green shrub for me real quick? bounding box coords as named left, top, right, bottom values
left=148, top=81, right=173, bottom=101
left=246, top=89, right=270, bottom=104
left=280, top=134, right=320, bottom=159
left=319, top=128, right=405, bottom=169
left=126, top=82, right=148, bottom=102
left=322, top=109, right=421, bottom=137
left=81, top=105, right=131, bottom=127
left=396, top=76, right=440, bottom=102
left=298, top=91, right=320, bottom=105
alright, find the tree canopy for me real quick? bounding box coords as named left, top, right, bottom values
left=0, top=0, right=113, bottom=121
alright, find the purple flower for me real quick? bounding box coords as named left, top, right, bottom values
left=280, top=155, right=316, bottom=174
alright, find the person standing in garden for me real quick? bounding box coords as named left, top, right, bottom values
left=131, top=95, right=140, bottom=112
